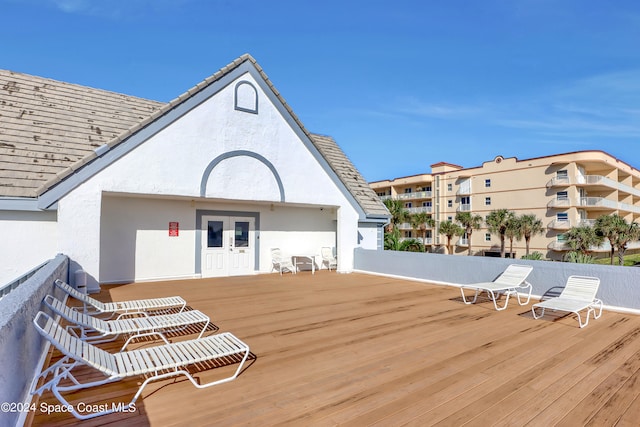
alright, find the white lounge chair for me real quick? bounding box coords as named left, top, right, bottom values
left=31, top=311, right=250, bottom=420
left=271, top=248, right=296, bottom=275
left=43, top=294, right=210, bottom=350
left=460, top=264, right=533, bottom=311
left=55, top=279, right=186, bottom=317
left=531, top=275, right=603, bottom=328
left=321, top=247, right=338, bottom=271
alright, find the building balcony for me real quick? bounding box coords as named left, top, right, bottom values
left=456, top=238, right=469, bottom=247
left=546, top=177, right=571, bottom=187
left=547, top=174, right=640, bottom=198
left=547, top=240, right=612, bottom=252
left=547, top=198, right=571, bottom=208
left=397, top=191, right=432, bottom=200
left=379, top=195, right=392, bottom=201
left=579, top=219, right=596, bottom=227
left=407, top=206, right=433, bottom=214
left=548, top=241, right=569, bottom=251
left=548, top=220, right=571, bottom=230
left=579, top=197, right=618, bottom=210
left=547, top=197, right=640, bottom=214
left=456, top=204, right=471, bottom=212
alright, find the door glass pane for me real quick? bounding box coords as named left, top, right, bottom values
left=207, top=221, right=223, bottom=248
left=234, top=221, right=249, bottom=247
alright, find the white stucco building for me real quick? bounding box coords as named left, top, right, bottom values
left=0, top=54, right=389, bottom=291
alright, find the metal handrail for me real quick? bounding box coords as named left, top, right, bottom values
left=0, top=260, right=49, bottom=300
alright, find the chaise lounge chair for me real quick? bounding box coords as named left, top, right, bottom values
left=55, top=279, right=186, bottom=317
left=531, top=275, right=602, bottom=328
left=31, top=311, right=250, bottom=420
left=459, top=264, right=534, bottom=311
left=43, top=294, right=211, bottom=350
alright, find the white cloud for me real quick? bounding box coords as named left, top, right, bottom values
left=44, top=0, right=196, bottom=19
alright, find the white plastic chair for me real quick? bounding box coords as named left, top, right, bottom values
left=271, top=248, right=296, bottom=275
left=321, top=247, right=337, bottom=271
left=459, top=264, right=533, bottom=311
left=531, top=275, right=602, bottom=328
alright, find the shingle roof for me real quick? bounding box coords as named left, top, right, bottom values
left=311, top=134, right=389, bottom=217
left=0, top=55, right=388, bottom=219
left=0, top=70, right=163, bottom=197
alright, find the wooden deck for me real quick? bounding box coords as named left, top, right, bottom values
left=30, top=271, right=640, bottom=426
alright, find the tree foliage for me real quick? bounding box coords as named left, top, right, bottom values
left=455, top=211, right=482, bottom=256
left=519, top=214, right=544, bottom=256
left=485, top=209, right=515, bottom=258
left=439, top=220, right=463, bottom=255
left=564, top=226, right=604, bottom=255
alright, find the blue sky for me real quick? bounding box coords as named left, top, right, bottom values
left=2, top=0, right=640, bottom=182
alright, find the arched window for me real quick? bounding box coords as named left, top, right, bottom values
left=234, top=81, right=258, bottom=114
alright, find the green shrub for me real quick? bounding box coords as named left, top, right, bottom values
left=521, top=251, right=543, bottom=260
left=399, top=239, right=425, bottom=252
left=564, top=251, right=595, bottom=264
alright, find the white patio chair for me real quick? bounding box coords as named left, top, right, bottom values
left=271, top=248, right=296, bottom=275
left=531, top=275, right=602, bottom=328
left=43, top=294, right=210, bottom=350
left=321, top=247, right=338, bottom=271
left=459, top=264, right=533, bottom=311
left=31, top=311, right=250, bottom=420
left=55, top=279, right=186, bottom=318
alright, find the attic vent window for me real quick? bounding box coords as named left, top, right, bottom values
left=234, top=81, right=258, bottom=114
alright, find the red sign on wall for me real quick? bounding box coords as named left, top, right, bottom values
left=169, top=222, right=179, bottom=237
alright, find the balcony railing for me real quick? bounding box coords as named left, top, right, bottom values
left=547, top=197, right=640, bottom=214
left=547, top=174, right=640, bottom=198
left=546, top=177, right=571, bottom=187
left=397, top=191, right=432, bottom=200
left=456, top=204, right=471, bottom=212
left=547, top=197, right=571, bottom=208
left=579, top=219, right=596, bottom=227
left=548, top=219, right=571, bottom=230
left=407, top=206, right=433, bottom=214
left=547, top=240, right=612, bottom=252
left=0, top=260, right=48, bottom=301
left=579, top=197, right=618, bottom=209
left=457, top=238, right=469, bottom=247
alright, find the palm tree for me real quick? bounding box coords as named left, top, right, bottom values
left=410, top=212, right=435, bottom=249
left=383, top=199, right=409, bottom=232
left=455, top=211, right=482, bottom=255
left=564, top=225, right=604, bottom=255
left=485, top=209, right=515, bottom=258
left=594, top=214, right=623, bottom=265
left=519, top=214, right=544, bottom=256
left=439, top=220, right=463, bottom=255
left=504, top=216, right=522, bottom=259
left=613, top=221, right=640, bottom=265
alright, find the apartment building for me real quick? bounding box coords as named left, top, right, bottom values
left=370, top=151, right=640, bottom=260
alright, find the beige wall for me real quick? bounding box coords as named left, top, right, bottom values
left=371, top=151, right=640, bottom=260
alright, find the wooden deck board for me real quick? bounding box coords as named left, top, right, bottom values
left=29, top=271, right=640, bottom=426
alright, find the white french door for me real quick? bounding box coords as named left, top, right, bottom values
left=201, top=215, right=255, bottom=277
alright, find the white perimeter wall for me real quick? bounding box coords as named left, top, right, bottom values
left=100, top=196, right=338, bottom=283
left=0, top=210, right=58, bottom=286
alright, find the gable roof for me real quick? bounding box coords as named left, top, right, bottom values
left=0, top=55, right=389, bottom=219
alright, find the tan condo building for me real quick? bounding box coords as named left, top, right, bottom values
left=370, top=151, right=640, bottom=260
